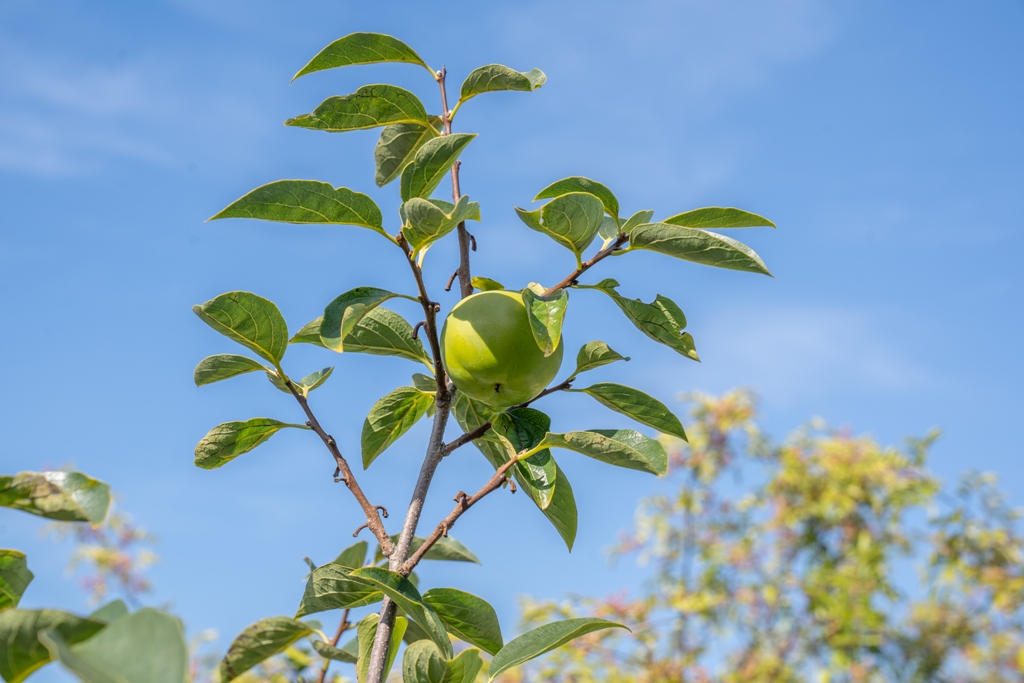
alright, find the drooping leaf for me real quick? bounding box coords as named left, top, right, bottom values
left=374, top=536, right=481, bottom=565
left=534, top=177, right=619, bottom=223
left=333, top=541, right=368, bottom=570
left=0, top=551, right=32, bottom=612
left=400, top=134, right=476, bottom=201
left=521, top=285, right=568, bottom=357
left=471, top=277, right=503, bottom=292
left=193, top=292, right=290, bottom=365
left=292, top=33, right=432, bottom=81
left=572, top=383, right=686, bottom=440
left=412, top=373, right=437, bottom=392
left=219, top=617, right=316, bottom=682
left=362, top=387, right=435, bottom=468
left=422, top=588, right=503, bottom=656
left=42, top=608, right=187, bottom=683
left=0, top=609, right=104, bottom=683
left=295, top=564, right=381, bottom=618
left=487, top=618, right=627, bottom=680
left=0, top=472, right=110, bottom=525
left=515, top=192, right=605, bottom=259
left=620, top=209, right=655, bottom=235
left=264, top=367, right=333, bottom=397
left=459, top=64, right=546, bottom=104
left=320, top=287, right=402, bottom=352
left=579, top=279, right=698, bottom=361
left=542, top=430, right=668, bottom=476
left=194, top=419, right=308, bottom=470
left=209, top=181, right=387, bottom=239
left=311, top=638, right=357, bottom=664
left=194, top=354, right=266, bottom=386
left=629, top=223, right=771, bottom=275
left=86, top=601, right=128, bottom=624
left=348, top=567, right=453, bottom=658
left=663, top=206, right=775, bottom=229
left=492, top=409, right=557, bottom=511
left=572, top=341, right=627, bottom=378
left=451, top=394, right=577, bottom=550
left=401, top=195, right=480, bottom=253
left=375, top=120, right=442, bottom=187
left=286, top=85, right=430, bottom=132
left=356, top=614, right=406, bottom=683
left=402, top=640, right=483, bottom=683
left=339, top=307, right=434, bottom=368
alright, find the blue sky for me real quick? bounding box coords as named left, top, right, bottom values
left=2, top=0, right=1023, bottom=678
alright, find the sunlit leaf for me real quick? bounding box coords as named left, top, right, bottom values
left=194, top=419, right=308, bottom=470
left=542, top=430, right=668, bottom=476
left=348, top=567, right=453, bottom=658
left=422, top=588, right=503, bottom=655
left=320, top=287, right=401, bottom=352
left=0, top=472, right=110, bottom=525
left=487, top=618, right=627, bottom=680
left=296, top=564, right=381, bottom=617
left=0, top=609, right=104, bottom=683
left=515, top=192, right=605, bottom=258
left=400, top=133, right=475, bottom=201
left=571, top=341, right=627, bottom=378
left=356, top=614, right=406, bottom=683
left=401, top=195, right=480, bottom=253
left=521, top=285, right=568, bottom=357
left=630, top=223, right=771, bottom=275
left=459, top=64, right=546, bottom=102
left=663, top=207, right=775, bottom=229
left=375, top=120, right=442, bottom=187
left=194, top=355, right=266, bottom=386
left=0, top=551, right=32, bottom=612
left=193, top=292, right=289, bottom=365
left=292, top=33, right=432, bottom=81
left=362, top=386, right=435, bottom=468
left=286, top=85, right=430, bottom=132
left=534, top=177, right=619, bottom=223
left=572, top=383, right=686, bottom=440
left=219, top=617, right=315, bottom=682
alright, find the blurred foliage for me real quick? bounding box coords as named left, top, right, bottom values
left=511, top=390, right=1024, bottom=682
left=46, top=503, right=157, bottom=606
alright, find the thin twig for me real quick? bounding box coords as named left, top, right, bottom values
left=437, top=66, right=473, bottom=299
left=316, top=609, right=351, bottom=683
left=283, top=379, right=393, bottom=556
left=441, top=380, right=574, bottom=455
left=543, top=233, right=630, bottom=296
left=445, top=270, right=459, bottom=292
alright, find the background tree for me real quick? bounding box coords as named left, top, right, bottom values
left=512, top=390, right=1024, bottom=682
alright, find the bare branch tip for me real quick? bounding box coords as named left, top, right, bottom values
left=353, top=523, right=369, bottom=538
left=375, top=505, right=389, bottom=519
left=412, top=321, right=425, bottom=340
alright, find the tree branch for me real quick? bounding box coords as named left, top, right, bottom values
left=283, top=379, right=393, bottom=556
left=437, top=66, right=473, bottom=299
left=400, top=455, right=520, bottom=574
left=315, top=608, right=351, bottom=683
left=543, top=232, right=630, bottom=297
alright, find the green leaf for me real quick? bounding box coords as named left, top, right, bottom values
left=572, top=383, right=686, bottom=440
left=194, top=419, right=308, bottom=470
left=400, top=133, right=476, bottom=201
left=402, top=640, right=483, bottom=683
left=321, top=287, right=402, bottom=352
left=451, top=394, right=577, bottom=550
left=209, top=181, right=387, bottom=239
left=311, top=638, right=356, bottom=664
left=572, top=341, right=627, bottom=378
left=0, top=471, right=111, bottom=524
left=521, top=285, right=568, bottom=357
left=41, top=608, right=187, bottom=683
left=0, top=609, right=104, bottom=683
left=194, top=354, right=266, bottom=386
left=534, top=177, right=619, bottom=223
left=362, top=386, right=435, bottom=468
left=264, top=367, right=333, bottom=397
left=422, top=588, right=503, bottom=655
left=471, top=277, right=504, bottom=292
left=597, top=215, right=618, bottom=241
left=620, top=209, right=655, bottom=235
left=290, top=317, right=326, bottom=347
left=401, top=195, right=480, bottom=253
left=0, top=551, right=32, bottom=612
left=579, top=279, right=698, bottom=361
left=663, top=206, right=775, bottom=229
left=295, top=564, right=382, bottom=618
left=292, top=33, right=432, bottom=81
left=356, top=614, right=406, bottom=683
left=543, top=430, right=668, bottom=476
left=219, top=617, right=315, bottom=682
left=402, top=618, right=431, bottom=645
left=412, top=373, right=437, bottom=392
left=286, top=84, right=430, bottom=132
left=193, top=292, right=290, bottom=365
left=86, top=601, right=128, bottom=624
left=515, top=192, right=605, bottom=259
left=339, top=307, right=434, bottom=368
left=348, top=567, right=453, bottom=659
left=333, top=540, right=368, bottom=569
left=492, top=408, right=557, bottom=511
left=374, top=536, right=481, bottom=565
left=375, top=120, right=442, bottom=187
left=629, top=223, right=771, bottom=275
left=487, top=618, right=627, bottom=680
left=459, top=64, right=546, bottom=104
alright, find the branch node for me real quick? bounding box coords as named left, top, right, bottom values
left=468, top=234, right=477, bottom=251
left=306, top=421, right=312, bottom=427
left=441, top=522, right=449, bottom=538
left=376, top=505, right=389, bottom=519
left=412, top=321, right=425, bottom=340
left=445, top=270, right=458, bottom=292
left=453, top=491, right=466, bottom=503
left=508, top=479, right=517, bottom=494
left=353, top=523, right=369, bottom=538
left=430, top=301, right=441, bottom=313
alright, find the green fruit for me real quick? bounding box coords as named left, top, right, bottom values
left=441, top=290, right=564, bottom=409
